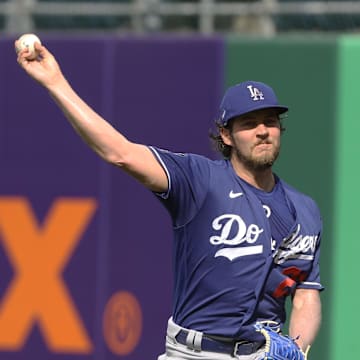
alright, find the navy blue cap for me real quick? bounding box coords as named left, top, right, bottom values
left=218, top=81, right=288, bottom=126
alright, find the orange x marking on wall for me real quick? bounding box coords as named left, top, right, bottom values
left=0, top=197, right=97, bottom=353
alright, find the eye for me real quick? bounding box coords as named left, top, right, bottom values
left=242, top=120, right=255, bottom=128
left=264, top=117, right=280, bottom=127
left=237, top=118, right=257, bottom=129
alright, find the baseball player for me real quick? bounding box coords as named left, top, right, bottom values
left=16, top=41, right=323, bottom=360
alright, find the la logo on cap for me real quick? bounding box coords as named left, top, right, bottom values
left=247, top=85, right=264, bottom=101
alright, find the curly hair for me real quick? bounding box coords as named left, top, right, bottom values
left=209, top=115, right=286, bottom=159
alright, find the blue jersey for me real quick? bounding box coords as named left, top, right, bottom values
left=150, top=147, right=323, bottom=341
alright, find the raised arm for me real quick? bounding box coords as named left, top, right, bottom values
left=15, top=40, right=168, bottom=193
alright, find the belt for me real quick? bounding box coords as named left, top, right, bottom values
left=175, top=329, right=265, bottom=356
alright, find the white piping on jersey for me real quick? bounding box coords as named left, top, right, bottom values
left=300, top=281, right=322, bottom=287
left=149, top=146, right=171, bottom=199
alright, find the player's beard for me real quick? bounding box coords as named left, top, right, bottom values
left=233, top=141, right=280, bottom=171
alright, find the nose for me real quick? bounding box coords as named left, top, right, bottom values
left=256, top=123, right=269, bottom=137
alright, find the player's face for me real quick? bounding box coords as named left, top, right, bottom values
left=221, top=108, right=282, bottom=171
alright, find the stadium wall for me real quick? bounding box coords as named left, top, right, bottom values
left=0, top=34, right=352, bottom=359
left=225, top=36, right=337, bottom=360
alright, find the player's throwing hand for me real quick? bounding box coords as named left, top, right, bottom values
left=15, top=36, right=64, bottom=89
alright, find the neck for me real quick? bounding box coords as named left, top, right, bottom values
left=230, top=159, right=275, bottom=192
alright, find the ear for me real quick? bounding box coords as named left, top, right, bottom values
left=220, top=127, right=233, bottom=146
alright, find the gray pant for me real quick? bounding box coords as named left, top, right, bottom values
left=158, top=318, right=265, bottom=360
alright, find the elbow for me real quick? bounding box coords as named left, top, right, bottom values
left=94, top=146, right=126, bottom=167
left=103, top=152, right=127, bottom=167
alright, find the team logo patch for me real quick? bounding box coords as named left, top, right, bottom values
left=274, top=224, right=318, bottom=264
left=210, top=214, right=264, bottom=261
left=247, top=85, right=264, bottom=101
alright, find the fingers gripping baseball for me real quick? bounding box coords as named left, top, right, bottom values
left=15, top=34, right=63, bottom=88
left=15, top=33, right=42, bottom=60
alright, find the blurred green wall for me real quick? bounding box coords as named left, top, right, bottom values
left=332, top=36, right=360, bottom=360
left=225, top=36, right=339, bottom=359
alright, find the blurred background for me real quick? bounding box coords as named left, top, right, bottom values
left=2, top=0, right=360, bottom=35
left=0, top=1, right=359, bottom=360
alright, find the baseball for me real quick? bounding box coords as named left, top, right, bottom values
left=15, top=33, right=41, bottom=60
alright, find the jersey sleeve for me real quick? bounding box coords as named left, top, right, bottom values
left=149, top=146, right=211, bottom=227
left=297, top=230, right=324, bottom=291
left=282, top=182, right=325, bottom=292
left=297, top=205, right=324, bottom=291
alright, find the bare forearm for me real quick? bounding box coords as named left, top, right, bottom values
left=17, top=42, right=168, bottom=192
left=16, top=42, right=128, bottom=163
left=289, top=289, right=322, bottom=353
left=47, top=77, right=129, bottom=163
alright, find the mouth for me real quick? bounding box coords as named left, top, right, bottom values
left=254, top=142, right=272, bottom=150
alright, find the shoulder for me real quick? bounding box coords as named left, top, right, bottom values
left=150, top=146, right=226, bottom=168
